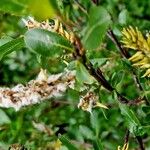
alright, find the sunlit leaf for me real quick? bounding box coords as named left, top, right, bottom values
left=76, top=61, right=95, bottom=84
left=118, top=9, right=128, bottom=25
left=24, top=28, right=73, bottom=57
left=28, top=0, right=56, bottom=20
left=83, top=6, right=111, bottom=50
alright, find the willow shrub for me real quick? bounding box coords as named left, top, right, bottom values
left=0, top=0, right=150, bottom=150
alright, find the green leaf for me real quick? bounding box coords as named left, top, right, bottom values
left=119, top=104, right=142, bottom=135
left=119, top=104, right=140, bottom=125
left=90, top=58, right=107, bottom=68
left=0, top=109, right=11, bottom=125
left=118, top=9, right=128, bottom=25
left=24, top=28, right=73, bottom=58
left=50, top=0, right=64, bottom=15
left=90, top=111, right=101, bottom=137
left=0, top=0, right=25, bottom=15
left=83, top=6, right=111, bottom=50
left=110, top=70, right=125, bottom=88
left=79, top=125, right=95, bottom=140
left=0, top=36, right=12, bottom=47
left=28, top=0, right=56, bottom=20
left=0, top=37, right=24, bottom=60
left=59, top=134, right=78, bottom=150
left=76, top=61, right=95, bottom=84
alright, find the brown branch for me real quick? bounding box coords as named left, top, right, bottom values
left=74, top=41, right=130, bottom=104
left=72, top=29, right=146, bottom=105
left=68, top=2, right=146, bottom=147
left=107, top=30, right=129, bottom=58
left=107, top=29, right=146, bottom=150
left=107, top=29, right=150, bottom=106
left=124, top=129, right=130, bottom=144
left=136, top=136, right=145, bottom=150
left=68, top=11, right=146, bottom=149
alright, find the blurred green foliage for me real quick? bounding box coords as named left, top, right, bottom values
left=0, top=0, right=150, bottom=150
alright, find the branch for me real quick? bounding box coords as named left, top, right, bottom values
left=107, top=29, right=150, bottom=105
left=0, top=69, right=75, bottom=111
left=124, top=129, right=130, bottom=144
left=71, top=29, right=144, bottom=105
left=107, top=30, right=129, bottom=58
left=136, top=136, right=145, bottom=150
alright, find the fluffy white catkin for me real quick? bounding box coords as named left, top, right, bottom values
left=0, top=69, right=75, bottom=111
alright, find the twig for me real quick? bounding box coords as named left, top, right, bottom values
left=136, top=136, right=145, bottom=150
left=107, top=30, right=129, bottom=58
left=107, top=29, right=150, bottom=105
left=68, top=3, right=146, bottom=149
left=124, top=129, right=130, bottom=144
left=73, top=36, right=130, bottom=104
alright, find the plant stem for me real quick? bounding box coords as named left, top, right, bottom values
left=136, top=136, right=145, bottom=150
left=71, top=19, right=146, bottom=150
left=107, top=29, right=150, bottom=106
left=124, top=129, right=130, bottom=144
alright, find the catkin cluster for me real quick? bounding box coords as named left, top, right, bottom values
left=22, top=17, right=75, bottom=44
left=0, top=17, right=108, bottom=112
left=0, top=69, right=75, bottom=111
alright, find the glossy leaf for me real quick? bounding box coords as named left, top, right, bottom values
left=24, top=28, right=73, bottom=57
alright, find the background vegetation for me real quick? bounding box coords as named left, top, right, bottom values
left=0, top=0, right=150, bottom=149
